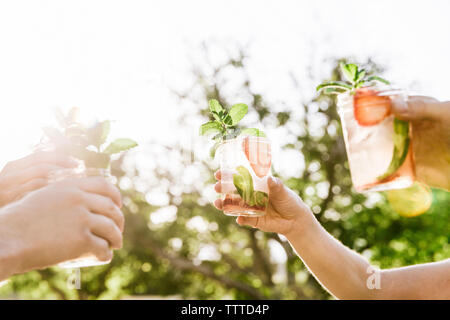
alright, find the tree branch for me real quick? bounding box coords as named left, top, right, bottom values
left=247, top=229, right=274, bottom=286
left=38, top=270, right=68, bottom=300
left=142, top=237, right=265, bottom=300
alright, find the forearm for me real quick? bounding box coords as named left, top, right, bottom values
left=285, top=214, right=377, bottom=299
left=0, top=250, right=17, bottom=281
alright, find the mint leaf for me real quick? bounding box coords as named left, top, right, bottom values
left=222, top=114, right=233, bottom=126
left=209, top=99, right=223, bottom=113
left=366, top=76, right=390, bottom=85
left=241, top=128, right=266, bottom=137
left=209, top=99, right=224, bottom=122
left=254, top=191, right=269, bottom=207
left=199, top=121, right=223, bottom=136
left=318, top=63, right=392, bottom=97
left=316, top=81, right=352, bottom=92
left=323, top=87, right=348, bottom=95
left=340, top=63, right=358, bottom=83
left=233, top=166, right=255, bottom=206
left=377, top=119, right=410, bottom=180
left=229, top=103, right=248, bottom=125
left=355, top=69, right=366, bottom=83
left=104, top=138, right=138, bottom=155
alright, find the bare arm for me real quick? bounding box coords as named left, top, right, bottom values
left=285, top=211, right=450, bottom=299
left=213, top=173, right=450, bottom=299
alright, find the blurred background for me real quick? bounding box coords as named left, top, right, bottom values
left=0, top=0, right=449, bottom=299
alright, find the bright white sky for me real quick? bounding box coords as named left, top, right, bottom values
left=0, top=0, right=449, bottom=167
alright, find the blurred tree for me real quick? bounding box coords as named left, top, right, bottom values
left=0, top=47, right=448, bottom=300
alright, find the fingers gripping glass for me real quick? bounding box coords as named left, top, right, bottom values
left=49, top=167, right=113, bottom=268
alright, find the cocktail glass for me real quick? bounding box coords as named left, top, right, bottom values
left=337, top=87, right=415, bottom=192
left=217, top=135, right=271, bottom=216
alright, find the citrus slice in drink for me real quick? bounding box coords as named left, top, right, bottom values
left=386, top=182, right=433, bottom=217
left=242, top=136, right=271, bottom=178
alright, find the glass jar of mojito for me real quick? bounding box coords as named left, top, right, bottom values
left=216, top=135, right=271, bottom=216
left=337, top=87, right=415, bottom=192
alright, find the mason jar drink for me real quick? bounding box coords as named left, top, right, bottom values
left=216, top=135, right=271, bottom=216
left=337, top=87, right=415, bottom=192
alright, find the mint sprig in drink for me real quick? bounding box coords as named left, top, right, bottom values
left=42, top=107, right=138, bottom=268
left=317, top=63, right=414, bottom=192
left=200, top=100, right=271, bottom=216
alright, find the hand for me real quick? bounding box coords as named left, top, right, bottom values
left=0, top=151, right=78, bottom=208
left=392, top=96, right=450, bottom=190
left=213, top=170, right=313, bottom=236
left=0, top=176, right=124, bottom=279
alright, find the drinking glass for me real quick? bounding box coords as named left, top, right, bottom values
left=217, top=135, right=271, bottom=216
left=337, top=88, right=415, bottom=192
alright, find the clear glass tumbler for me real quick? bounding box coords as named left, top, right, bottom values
left=216, top=135, right=271, bottom=216
left=337, top=87, right=415, bottom=192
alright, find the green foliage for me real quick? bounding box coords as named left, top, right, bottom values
left=43, top=107, right=138, bottom=169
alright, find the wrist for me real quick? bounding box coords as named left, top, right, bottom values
left=283, top=205, right=318, bottom=241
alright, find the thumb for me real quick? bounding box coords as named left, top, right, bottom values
left=267, top=176, right=289, bottom=202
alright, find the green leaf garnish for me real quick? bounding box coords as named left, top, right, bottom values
left=233, top=166, right=255, bottom=206
left=200, top=99, right=265, bottom=158
left=254, top=191, right=269, bottom=207
left=316, top=81, right=352, bottom=92
left=340, top=62, right=358, bottom=83
left=240, top=128, right=266, bottom=137
left=355, top=69, right=366, bottom=83
left=104, top=138, right=138, bottom=155
left=377, top=118, right=410, bottom=180
left=199, top=121, right=223, bottom=136
left=366, top=75, right=390, bottom=85
left=317, top=63, right=391, bottom=95
left=43, top=107, right=138, bottom=169
left=232, top=166, right=269, bottom=208
left=228, top=103, right=248, bottom=125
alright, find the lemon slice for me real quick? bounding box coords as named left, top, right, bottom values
left=386, top=182, right=433, bottom=217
